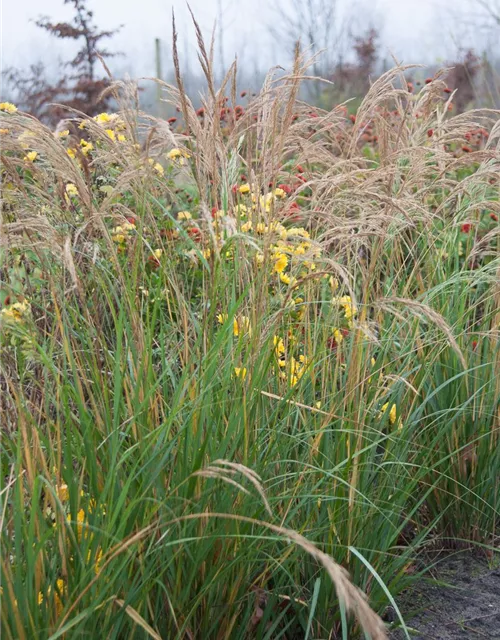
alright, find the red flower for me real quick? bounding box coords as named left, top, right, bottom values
left=126, top=216, right=136, bottom=225
left=425, top=77, right=432, bottom=84
left=443, top=87, right=452, bottom=94
left=168, top=117, right=177, bottom=124
left=296, top=165, right=304, bottom=173
left=349, top=114, right=356, bottom=123
left=462, top=145, right=472, bottom=153
left=196, top=107, right=205, bottom=117
left=187, top=227, right=202, bottom=242
left=240, top=90, right=247, bottom=97
left=277, top=183, right=291, bottom=194
left=240, top=174, right=247, bottom=182
left=427, top=129, right=434, bottom=138
left=407, top=82, right=414, bottom=92
left=472, top=340, right=478, bottom=350
left=461, top=223, right=472, bottom=233
left=490, top=213, right=498, bottom=222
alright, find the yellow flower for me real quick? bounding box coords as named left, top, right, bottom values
left=0, top=102, right=17, bottom=114
left=274, top=336, right=285, bottom=355
left=58, top=129, right=70, bottom=138
left=95, top=548, right=103, bottom=574
left=111, top=221, right=135, bottom=244
left=287, top=227, right=310, bottom=239
left=105, top=128, right=116, bottom=141
left=233, top=315, right=251, bottom=337
left=177, top=210, right=192, bottom=220
left=255, top=253, right=264, bottom=266
left=66, top=508, right=88, bottom=541
left=213, top=209, right=225, bottom=219
left=255, top=223, right=266, bottom=234
left=202, top=248, right=211, bottom=259
left=217, top=313, right=228, bottom=325
left=333, top=295, right=357, bottom=320
left=24, top=151, right=38, bottom=162
left=274, top=187, right=287, bottom=199
left=79, top=139, right=93, bottom=155
left=380, top=403, right=397, bottom=426
left=78, top=120, right=89, bottom=130
left=117, top=134, right=126, bottom=142
left=239, top=183, right=251, bottom=194
left=241, top=221, right=252, bottom=233
left=167, top=148, right=191, bottom=164
left=148, top=158, right=164, bottom=175
left=1, top=300, right=30, bottom=324
left=0, top=128, right=9, bottom=135
left=65, top=183, right=78, bottom=197
left=67, top=148, right=76, bottom=159
left=273, top=253, right=288, bottom=274
left=57, top=484, right=69, bottom=502
left=280, top=273, right=293, bottom=285
left=234, top=367, right=247, bottom=379
left=233, top=203, right=248, bottom=217
left=94, top=112, right=112, bottom=124
left=38, top=579, right=66, bottom=616
left=153, top=249, right=163, bottom=259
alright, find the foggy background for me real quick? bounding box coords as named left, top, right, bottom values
left=2, top=0, right=499, bottom=113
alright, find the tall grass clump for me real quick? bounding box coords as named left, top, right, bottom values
left=1, top=25, right=499, bottom=639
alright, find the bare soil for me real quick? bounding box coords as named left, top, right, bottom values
left=390, top=553, right=500, bottom=639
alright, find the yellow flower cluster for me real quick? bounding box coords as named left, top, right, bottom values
left=234, top=367, right=247, bottom=379
left=237, top=184, right=288, bottom=213
left=79, top=138, right=93, bottom=155
left=177, top=210, right=192, bottom=220
left=111, top=221, right=136, bottom=245
left=24, top=151, right=38, bottom=163
left=381, top=402, right=397, bottom=425
left=148, top=158, right=165, bottom=176
left=332, top=295, right=357, bottom=321
left=167, top=148, right=191, bottom=164
left=1, top=300, right=30, bottom=324
left=217, top=313, right=251, bottom=337
left=65, top=183, right=79, bottom=198
left=38, top=579, right=66, bottom=616
left=56, top=484, right=104, bottom=574
left=0, top=102, right=17, bottom=114
left=273, top=335, right=307, bottom=386
left=273, top=253, right=288, bottom=274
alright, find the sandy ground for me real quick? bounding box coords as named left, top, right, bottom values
left=390, top=553, right=500, bottom=639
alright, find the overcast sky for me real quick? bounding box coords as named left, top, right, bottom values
left=0, top=0, right=491, bottom=81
